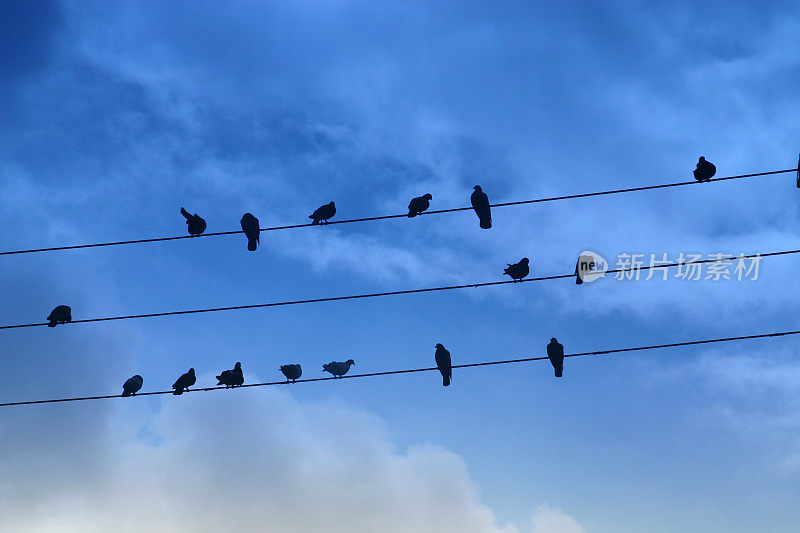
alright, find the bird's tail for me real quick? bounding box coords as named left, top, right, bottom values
left=575, top=273, right=583, bottom=285
left=555, top=361, right=563, bottom=378
left=173, top=388, right=183, bottom=395
left=443, top=375, right=450, bottom=387
left=47, top=320, right=57, bottom=327
left=180, top=207, right=191, bottom=220
left=479, top=217, right=492, bottom=229
left=122, top=390, right=132, bottom=397
left=310, top=217, right=319, bottom=225
left=247, top=236, right=258, bottom=251
left=407, top=210, right=416, bottom=218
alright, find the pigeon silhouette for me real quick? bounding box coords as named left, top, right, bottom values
left=323, top=359, right=355, bottom=378
left=435, top=343, right=452, bottom=387
left=172, top=368, right=196, bottom=395
left=280, top=364, right=302, bottom=382
left=240, top=213, right=260, bottom=251
left=504, top=258, right=530, bottom=281
left=216, top=362, right=244, bottom=387
left=309, top=202, right=336, bottom=225
left=693, top=156, right=716, bottom=182
left=121, top=375, right=143, bottom=397
left=470, top=185, right=492, bottom=229
left=547, top=338, right=564, bottom=378
left=180, top=207, right=207, bottom=236
left=407, top=194, right=433, bottom=217
left=47, top=305, right=72, bottom=327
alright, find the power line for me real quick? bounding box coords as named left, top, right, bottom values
left=1, top=249, right=792, bottom=331
left=1, top=168, right=794, bottom=257
left=1, top=328, right=796, bottom=408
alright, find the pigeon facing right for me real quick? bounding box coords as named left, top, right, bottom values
left=121, top=375, right=143, bottom=397
left=407, top=194, right=433, bottom=217
left=172, top=368, right=196, bottom=395
left=323, top=359, right=355, bottom=378
left=547, top=338, right=564, bottom=378
left=240, top=213, right=260, bottom=251
left=435, top=343, right=452, bottom=387
left=216, top=362, right=244, bottom=388
left=180, top=207, right=207, bottom=236
left=47, top=305, right=72, bottom=327
left=470, top=185, right=492, bottom=229
left=309, top=202, right=336, bottom=225
left=280, top=364, right=302, bottom=382
left=504, top=258, right=530, bottom=281
left=693, top=157, right=716, bottom=182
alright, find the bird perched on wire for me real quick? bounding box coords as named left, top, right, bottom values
left=280, top=364, right=302, bottom=382
left=216, top=362, right=244, bottom=388
left=435, top=343, right=452, bottom=387
left=547, top=338, right=564, bottom=378
left=407, top=194, right=433, bottom=217
left=504, top=258, right=530, bottom=281
left=470, top=185, right=492, bottom=229
left=240, top=213, right=260, bottom=251
left=172, top=368, right=196, bottom=395
left=693, top=157, right=716, bottom=182
left=309, top=202, right=336, bottom=225
left=180, top=207, right=207, bottom=236
left=121, top=375, right=143, bottom=397
left=323, top=359, right=355, bottom=378
left=47, top=305, right=71, bottom=327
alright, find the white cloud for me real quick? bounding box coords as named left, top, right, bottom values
left=529, top=504, right=586, bottom=533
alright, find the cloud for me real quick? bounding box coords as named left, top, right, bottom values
left=529, top=504, right=586, bottom=533
left=0, top=387, right=582, bottom=533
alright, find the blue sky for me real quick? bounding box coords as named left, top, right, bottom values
left=2, top=1, right=800, bottom=531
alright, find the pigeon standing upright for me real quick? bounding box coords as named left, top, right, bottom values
left=172, top=368, right=196, bottom=395
left=407, top=194, right=433, bottom=217
left=121, top=375, right=143, bottom=397
left=322, top=359, right=355, bottom=378
left=180, top=207, right=207, bottom=236
left=470, top=185, right=492, bottom=229
left=47, top=305, right=72, bottom=327
left=693, top=157, right=716, bottom=182
left=216, top=362, right=244, bottom=387
left=504, top=258, right=530, bottom=281
left=547, top=338, right=564, bottom=378
left=240, top=213, right=260, bottom=251
left=280, top=364, right=302, bottom=382
left=435, top=343, right=452, bottom=387
left=309, top=202, right=336, bottom=225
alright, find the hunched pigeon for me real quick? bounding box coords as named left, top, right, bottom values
left=323, top=359, right=355, bottom=378
left=47, top=305, right=72, bottom=327
left=504, top=258, right=530, bottom=281
left=172, top=368, right=196, bottom=395
left=309, top=202, right=336, bottom=225
left=121, top=375, right=143, bottom=397
left=180, top=207, right=207, bottom=236
left=240, top=213, right=260, bottom=251
left=408, top=194, right=433, bottom=217
left=280, top=364, right=302, bottom=382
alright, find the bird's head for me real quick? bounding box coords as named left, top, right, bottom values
left=133, top=374, right=143, bottom=381
left=699, top=156, right=706, bottom=162
left=550, top=337, right=557, bottom=343
left=234, top=362, right=242, bottom=369
left=346, top=359, right=355, bottom=365
left=329, top=201, right=335, bottom=207
left=473, top=185, right=482, bottom=191
left=188, top=368, right=195, bottom=375
left=521, top=257, right=529, bottom=264
left=424, top=193, right=432, bottom=200
left=435, top=343, right=444, bottom=349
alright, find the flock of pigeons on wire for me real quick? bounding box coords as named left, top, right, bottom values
left=47, top=157, right=719, bottom=398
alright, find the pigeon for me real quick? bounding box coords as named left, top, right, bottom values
left=435, top=343, right=452, bottom=387
left=240, top=213, right=260, bottom=251
left=309, top=202, right=336, bottom=225
left=180, top=207, right=207, bottom=236
left=407, top=194, right=433, bottom=217
left=121, top=375, right=143, bottom=397
left=172, top=368, right=196, bottom=395
left=575, top=257, right=584, bottom=285
left=323, top=359, right=355, bottom=378
left=280, top=364, right=302, bottom=382
left=547, top=338, right=564, bottom=378
left=693, top=156, right=716, bottom=182
left=216, top=362, right=244, bottom=388
left=47, top=305, right=72, bottom=327
left=504, top=258, right=530, bottom=281
left=470, top=185, right=492, bottom=229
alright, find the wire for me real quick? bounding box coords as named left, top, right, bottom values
left=0, top=328, right=796, bottom=407
left=0, top=249, right=792, bottom=331
left=1, top=168, right=794, bottom=256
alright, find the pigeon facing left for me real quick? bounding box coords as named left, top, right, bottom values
left=504, top=258, right=530, bottom=281
left=240, top=213, right=260, bottom=251
left=693, top=157, right=716, bottom=182
left=180, top=207, right=207, bottom=236
left=280, top=364, right=302, bottom=382
left=216, top=362, right=244, bottom=388
left=407, top=194, right=433, bottom=217
left=172, top=368, right=196, bottom=395
left=309, top=202, right=336, bottom=225
left=435, top=343, right=452, bottom=387
left=122, top=375, right=143, bottom=397
left=547, top=338, right=564, bottom=378
left=47, top=305, right=72, bottom=327
left=323, top=359, right=355, bottom=378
